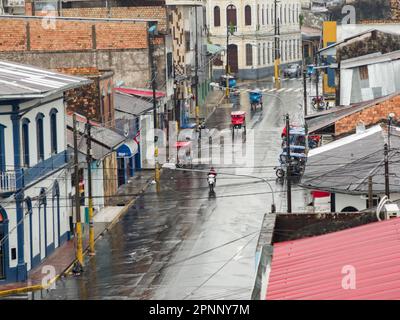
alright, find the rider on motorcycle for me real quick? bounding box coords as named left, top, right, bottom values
left=208, top=167, right=217, bottom=189
left=208, top=167, right=217, bottom=177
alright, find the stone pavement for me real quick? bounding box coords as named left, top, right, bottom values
left=0, top=169, right=154, bottom=298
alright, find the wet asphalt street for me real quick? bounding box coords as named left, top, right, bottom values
left=41, top=78, right=309, bottom=300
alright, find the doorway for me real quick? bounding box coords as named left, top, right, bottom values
left=228, top=44, right=239, bottom=74
left=0, top=208, right=6, bottom=280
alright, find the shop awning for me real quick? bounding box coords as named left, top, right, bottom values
left=116, top=140, right=138, bottom=158
left=115, top=87, right=166, bottom=99
left=207, top=43, right=225, bottom=55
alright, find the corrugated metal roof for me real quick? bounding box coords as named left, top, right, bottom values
left=66, top=115, right=126, bottom=160
left=301, top=124, right=400, bottom=194
left=266, top=217, right=400, bottom=300
left=0, top=60, right=91, bottom=100
left=114, top=91, right=153, bottom=117
left=305, top=92, right=400, bottom=134
left=115, top=87, right=166, bottom=99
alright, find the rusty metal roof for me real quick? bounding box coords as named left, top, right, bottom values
left=267, top=217, right=400, bottom=300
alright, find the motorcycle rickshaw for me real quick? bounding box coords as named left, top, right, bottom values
left=248, top=89, right=263, bottom=111
left=175, top=141, right=193, bottom=168
left=275, top=152, right=307, bottom=179
left=231, top=110, right=246, bottom=132
left=219, top=74, right=237, bottom=89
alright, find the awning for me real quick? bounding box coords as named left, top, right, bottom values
left=207, top=43, right=225, bottom=55
left=116, top=140, right=138, bottom=158
left=115, top=87, right=166, bottom=99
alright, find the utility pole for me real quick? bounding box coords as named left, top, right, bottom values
left=73, top=114, right=84, bottom=272
left=315, top=55, right=319, bottom=99
left=148, top=24, right=160, bottom=188
left=225, top=24, right=230, bottom=99
left=384, top=143, right=390, bottom=198
left=194, top=7, right=200, bottom=131
left=368, top=176, right=373, bottom=209
left=285, top=113, right=292, bottom=213
left=303, top=70, right=307, bottom=117
left=274, top=0, right=281, bottom=88
left=86, top=119, right=95, bottom=256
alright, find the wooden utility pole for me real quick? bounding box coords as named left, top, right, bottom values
left=86, top=119, right=95, bottom=256
left=73, top=114, right=84, bottom=271
left=285, top=113, right=292, bottom=213
left=368, top=176, right=373, bottom=209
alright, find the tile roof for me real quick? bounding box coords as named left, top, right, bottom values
left=266, top=217, right=400, bottom=300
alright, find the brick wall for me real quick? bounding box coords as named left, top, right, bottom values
left=335, top=94, right=400, bottom=136
left=60, top=6, right=167, bottom=31
left=0, top=17, right=148, bottom=52
left=60, top=67, right=115, bottom=126
left=0, top=17, right=167, bottom=88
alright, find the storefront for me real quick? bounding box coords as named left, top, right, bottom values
left=116, top=141, right=138, bottom=187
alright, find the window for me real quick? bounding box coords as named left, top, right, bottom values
left=244, top=5, right=251, bottom=26
left=36, top=113, right=45, bottom=162
left=50, top=109, right=58, bottom=154
left=0, top=124, right=5, bottom=172
left=227, top=5, right=237, bottom=29
left=167, top=52, right=173, bottom=78
left=107, top=84, right=112, bottom=124
left=257, top=43, right=261, bottom=65
left=185, top=31, right=191, bottom=52
left=257, top=4, right=260, bottom=27
left=214, top=6, right=220, bottom=27
left=266, top=6, right=269, bottom=25
left=21, top=119, right=30, bottom=167
left=246, top=44, right=253, bottom=66
left=262, top=5, right=264, bottom=25
left=359, top=66, right=369, bottom=80
left=263, top=43, right=266, bottom=65
left=284, top=5, right=286, bottom=24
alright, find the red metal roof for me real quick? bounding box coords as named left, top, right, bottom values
left=115, top=87, right=166, bottom=99
left=266, top=217, right=400, bottom=300
left=175, top=141, right=191, bottom=148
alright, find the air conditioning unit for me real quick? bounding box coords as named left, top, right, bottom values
left=384, top=203, right=400, bottom=219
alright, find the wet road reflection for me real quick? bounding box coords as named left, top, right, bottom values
left=42, top=80, right=308, bottom=300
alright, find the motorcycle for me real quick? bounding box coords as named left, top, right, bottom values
left=208, top=174, right=216, bottom=192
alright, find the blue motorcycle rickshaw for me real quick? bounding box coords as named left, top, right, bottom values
left=248, top=89, right=263, bottom=111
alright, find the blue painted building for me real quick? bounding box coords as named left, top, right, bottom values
left=0, top=61, right=90, bottom=283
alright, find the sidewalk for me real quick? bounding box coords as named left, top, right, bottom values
left=200, top=89, right=225, bottom=121
left=0, top=170, right=154, bottom=298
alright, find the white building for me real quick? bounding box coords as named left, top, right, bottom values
left=207, top=0, right=302, bottom=80
left=0, top=61, right=89, bottom=283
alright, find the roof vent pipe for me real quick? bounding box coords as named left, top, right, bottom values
left=356, top=121, right=366, bottom=134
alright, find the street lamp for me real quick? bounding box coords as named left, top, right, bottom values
left=162, top=163, right=276, bottom=213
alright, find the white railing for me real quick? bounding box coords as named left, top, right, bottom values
left=0, top=171, right=16, bottom=193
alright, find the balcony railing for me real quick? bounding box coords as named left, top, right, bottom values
left=165, top=0, right=204, bottom=6
left=0, top=171, right=17, bottom=193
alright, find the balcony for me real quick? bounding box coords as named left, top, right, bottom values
left=0, top=171, right=17, bottom=194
